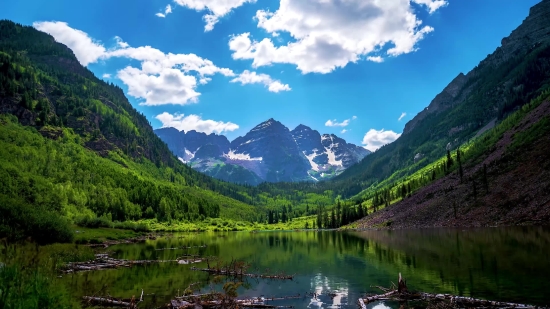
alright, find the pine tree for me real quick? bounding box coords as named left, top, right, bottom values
left=457, top=149, right=463, bottom=183
left=446, top=150, right=453, bottom=170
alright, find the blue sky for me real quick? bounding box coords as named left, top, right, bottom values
left=1, top=0, right=540, bottom=150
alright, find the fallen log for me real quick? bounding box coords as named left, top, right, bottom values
left=363, top=290, right=397, bottom=303
left=357, top=298, right=367, bottom=309
left=83, top=296, right=131, bottom=307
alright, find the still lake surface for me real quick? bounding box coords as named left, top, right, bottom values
left=61, top=227, right=550, bottom=308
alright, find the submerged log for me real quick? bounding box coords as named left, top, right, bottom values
left=156, top=245, right=207, bottom=251
left=189, top=267, right=293, bottom=280
left=64, top=254, right=188, bottom=273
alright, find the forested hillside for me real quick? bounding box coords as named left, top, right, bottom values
left=0, top=20, right=341, bottom=241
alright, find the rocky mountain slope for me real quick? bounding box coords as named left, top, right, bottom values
left=333, top=0, right=550, bottom=198
left=155, top=119, right=370, bottom=185
left=355, top=95, right=550, bottom=229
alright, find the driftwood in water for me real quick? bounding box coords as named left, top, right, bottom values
left=398, top=272, right=407, bottom=293
left=170, top=294, right=301, bottom=309
left=156, top=245, right=207, bottom=251
left=83, top=296, right=132, bottom=307
left=190, top=266, right=293, bottom=280
left=360, top=274, right=540, bottom=308
left=85, top=235, right=157, bottom=248
left=64, top=253, right=202, bottom=272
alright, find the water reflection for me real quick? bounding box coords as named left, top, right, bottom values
left=308, top=274, right=349, bottom=308
left=58, top=227, right=550, bottom=308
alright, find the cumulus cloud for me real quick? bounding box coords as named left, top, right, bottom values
left=341, top=129, right=348, bottom=134
left=362, top=129, right=401, bottom=151
left=173, top=0, right=256, bottom=31
left=229, top=0, right=446, bottom=74
left=102, top=73, right=111, bottom=79
left=325, top=116, right=357, bottom=127
left=156, top=112, right=239, bottom=134
left=33, top=21, right=238, bottom=105
left=118, top=67, right=200, bottom=105
left=156, top=4, right=173, bottom=18
left=398, top=112, right=407, bottom=121
left=33, top=21, right=106, bottom=66
left=230, top=70, right=291, bottom=93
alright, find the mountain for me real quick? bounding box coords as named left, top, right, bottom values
left=291, top=125, right=371, bottom=180
left=155, top=119, right=370, bottom=184
left=332, top=0, right=550, bottom=198
left=155, top=127, right=230, bottom=162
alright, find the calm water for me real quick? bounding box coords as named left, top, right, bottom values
left=60, top=227, right=550, bottom=308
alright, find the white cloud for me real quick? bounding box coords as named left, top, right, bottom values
left=325, top=115, right=357, bottom=127
left=102, top=73, right=111, bottom=79
left=173, top=0, right=256, bottom=31
left=362, top=129, right=401, bottom=151
left=114, top=36, right=129, bottom=48
left=33, top=21, right=235, bottom=106
left=398, top=112, right=407, bottom=121
left=117, top=67, right=200, bottom=106
left=341, top=129, right=348, bottom=134
left=411, top=0, right=448, bottom=14
left=231, top=70, right=291, bottom=93
left=156, top=112, right=239, bottom=134
left=33, top=21, right=106, bottom=66
left=325, top=119, right=350, bottom=127
left=156, top=4, right=173, bottom=18
left=229, top=0, right=446, bottom=74
left=367, top=56, right=384, bottom=63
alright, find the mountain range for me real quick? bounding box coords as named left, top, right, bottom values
left=155, top=119, right=370, bottom=185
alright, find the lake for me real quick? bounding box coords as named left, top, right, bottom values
left=60, top=227, right=550, bottom=308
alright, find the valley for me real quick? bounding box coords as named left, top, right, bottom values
left=1, top=0, right=550, bottom=308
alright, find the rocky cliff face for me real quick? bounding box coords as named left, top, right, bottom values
left=403, top=73, right=469, bottom=135
left=155, top=119, right=370, bottom=184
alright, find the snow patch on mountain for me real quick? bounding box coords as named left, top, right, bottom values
left=224, top=150, right=263, bottom=161
left=185, top=149, right=195, bottom=159
left=304, top=151, right=320, bottom=171
left=325, top=146, right=343, bottom=167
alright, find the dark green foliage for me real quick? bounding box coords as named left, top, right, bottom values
left=0, top=194, right=73, bottom=245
